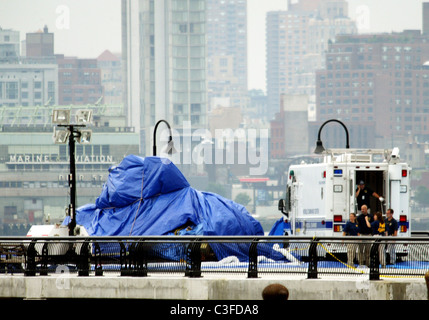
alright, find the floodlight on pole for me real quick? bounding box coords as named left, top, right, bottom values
left=75, top=109, right=93, bottom=125
left=314, top=119, right=350, bottom=154
left=78, top=129, right=92, bottom=144
left=52, top=127, right=70, bottom=144
left=52, top=109, right=93, bottom=235
left=52, top=109, right=71, bottom=125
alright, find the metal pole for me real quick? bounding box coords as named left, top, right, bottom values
left=317, top=119, right=350, bottom=149
left=153, top=119, right=172, bottom=156
left=68, top=125, right=77, bottom=236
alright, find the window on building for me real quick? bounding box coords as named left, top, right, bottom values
left=6, top=82, right=18, bottom=99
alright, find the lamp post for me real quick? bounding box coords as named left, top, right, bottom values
left=153, top=119, right=177, bottom=156
left=52, top=109, right=92, bottom=236
left=314, top=119, right=350, bottom=154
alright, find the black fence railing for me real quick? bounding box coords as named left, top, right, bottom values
left=0, top=236, right=428, bottom=280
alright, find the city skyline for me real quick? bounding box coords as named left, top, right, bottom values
left=0, top=0, right=426, bottom=92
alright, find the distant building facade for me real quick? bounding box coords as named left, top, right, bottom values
left=25, top=25, right=54, bottom=58
left=316, top=31, right=429, bottom=152
left=122, top=0, right=207, bottom=155
left=270, top=94, right=309, bottom=159
left=0, top=63, right=58, bottom=107
left=206, top=0, right=248, bottom=112
left=0, top=27, right=20, bottom=62
left=56, top=55, right=103, bottom=105
left=97, top=50, right=123, bottom=105
left=266, top=0, right=356, bottom=119
left=0, top=105, right=139, bottom=234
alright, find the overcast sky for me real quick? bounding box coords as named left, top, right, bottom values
left=0, top=0, right=426, bottom=91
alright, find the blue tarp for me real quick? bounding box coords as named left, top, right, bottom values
left=74, top=155, right=268, bottom=261
left=268, top=217, right=292, bottom=236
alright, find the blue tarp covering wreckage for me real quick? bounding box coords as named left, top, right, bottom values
left=73, top=155, right=290, bottom=262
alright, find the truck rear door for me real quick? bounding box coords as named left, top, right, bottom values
left=389, top=164, right=410, bottom=236
left=332, top=166, right=348, bottom=233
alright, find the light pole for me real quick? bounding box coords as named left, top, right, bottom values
left=52, top=109, right=92, bottom=235
left=153, top=119, right=177, bottom=156
left=314, top=119, right=350, bottom=154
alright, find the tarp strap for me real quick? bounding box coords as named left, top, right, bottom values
left=129, top=173, right=145, bottom=235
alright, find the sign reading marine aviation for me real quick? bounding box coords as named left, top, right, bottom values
left=8, top=154, right=114, bottom=164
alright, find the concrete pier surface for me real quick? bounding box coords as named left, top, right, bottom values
left=0, top=273, right=426, bottom=301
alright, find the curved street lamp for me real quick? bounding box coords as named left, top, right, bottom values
left=153, top=119, right=177, bottom=156
left=314, top=119, right=350, bottom=154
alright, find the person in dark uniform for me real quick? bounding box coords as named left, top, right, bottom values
left=385, top=208, right=398, bottom=264
left=355, top=180, right=384, bottom=213
left=343, top=212, right=360, bottom=266
left=357, top=205, right=373, bottom=266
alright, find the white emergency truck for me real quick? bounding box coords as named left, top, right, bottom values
left=278, top=147, right=411, bottom=238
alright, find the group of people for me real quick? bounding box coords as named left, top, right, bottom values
left=342, top=181, right=399, bottom=267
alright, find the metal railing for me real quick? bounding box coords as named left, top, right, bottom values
left=0, top=236, right=428, bottom=280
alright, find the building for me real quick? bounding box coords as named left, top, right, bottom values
left=208, top=105, right=242, bottom=137
left=56, top=55, right=103, bottom=106
left=206, top=0, right=248, bottom=112
left=122, top=0, right=207, bottom=155
left=25, top=25, right=54, bottom=58
left=423, top=2, right=429, bottom=36
left=0, top=63, right=58, bottom=107
left=0, top=105, right=139, bottom=234
left=266, top=0, right=356, bottom=119
left=0, top=26, right=59, bottom=108
left=270, top=94, right=309, bottom=159
left=0, top=27, right=20, bottom=63
left=97, top=50, right=123, bottom=105
left=316, top=31, right=429, bottom=154
left=246, top=89, right=268, bottom=120
left=207, top=55, right=248, bottom=112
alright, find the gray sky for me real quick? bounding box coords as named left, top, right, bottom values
left=0, top=0, right=426, bottom=91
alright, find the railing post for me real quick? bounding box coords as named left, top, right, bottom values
left=129, top=240, right=148, bottom=277
left=369, top=239, right=380, bottom=281
left=128, top=241, right=137, bottom=276
left=248, top=239, right=259, bottom=278
left=120, top=241, right=130, bottom=276
left=307, top=238, right=319, bottom=279
left=24, top=239, right=37, bottom=277
left=78, top=239, right=90, bottom=276
left=185, top=238, right=202, bottom=278
left=39, top=242, right=49, bottom=276
left=93, top=241, right=103, bottom=276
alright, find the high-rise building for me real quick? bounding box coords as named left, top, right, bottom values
left=122, top=0, right=207, bottom=155
left=423, top=2, right=429, bottom=36
left=206, top=0, right=247, bottom=112
left=266, top=0, right=356, bottom=119
left=316, top=31, right=429, bottom=154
